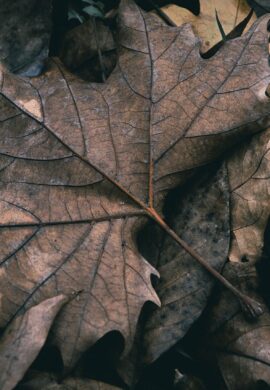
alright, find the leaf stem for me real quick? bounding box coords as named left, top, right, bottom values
left=147, top=207, right=264, bottom=320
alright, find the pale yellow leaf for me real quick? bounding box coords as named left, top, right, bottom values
left=162, top=0, right=256, bottom=52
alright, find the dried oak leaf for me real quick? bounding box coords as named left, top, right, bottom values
left=208, top=263, right=270, bottom=390
left=0, top=0, right=270, bottom=371
left=162, top=0, right=256, bottom=52
left=228, top=127, right=270, bottom=263
left=0, top=295, right=68, bottom=390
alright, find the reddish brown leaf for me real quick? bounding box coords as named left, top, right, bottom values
left=0, top=0, right=269, bottom=370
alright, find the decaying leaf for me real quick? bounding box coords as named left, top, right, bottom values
left=0, top=0, right=52, bottom=76
left=19, top=373, right=123, bottom=390
left=0, top=295, right=68, bottom=390
left=208, top=263, right=270, bottom=390
left=143, top=163, right=230, bottom=363
left=17, top=370, right=123, bottom=389
left=46, top=378, right=123, bottom=390
left=0, top=0, right=269, bottom=372
left=162, top=0, right=256, bottom=51
left=228, top=128, right=270, bottom=263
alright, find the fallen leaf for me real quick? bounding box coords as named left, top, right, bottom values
left=228, top=128, right=270, bottom=263
left=46, top=378, right=123, bottom=390
left=162, top=0, right=256, bottom=51
left=0, top=295, right=68, bottom=390
left=0, top=0, right=269, bottom=371
left=0, top=0, right=52, bottom=76
left=143, top=163, right=230, bottom=363
left=208, top=263, right=270, bottom=390
left=17, top=371, right=123, bottom=389
left=20, top=374, right=123, bottom=390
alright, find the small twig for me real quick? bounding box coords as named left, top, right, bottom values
left=92, top=16, right=106, bottom=82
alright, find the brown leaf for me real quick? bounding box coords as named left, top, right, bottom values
left=208, top=263, right=270, bottom=390
left=143, top=164, right=230, bottom=363
left=46, top=378, right=123, bottom=390
left=228, top=128, right=270, bottom=263
left=0, top=0, right=269, bottom=370
left=0, top=295, right=68, bottom=390
left=0, top=0, right=52, bottom=76
left=18, top=371, right=123, bottom=389
left=162, top=0, right=256, bottom=51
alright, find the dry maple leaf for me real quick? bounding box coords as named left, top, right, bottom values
left=228, top=127, right=270, bottom=263
left=162, top=0, right=256, bottom=51
left=0, top=0, right=269, bottom=370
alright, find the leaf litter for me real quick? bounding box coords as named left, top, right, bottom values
left=1, top=0, right=270, bottom=388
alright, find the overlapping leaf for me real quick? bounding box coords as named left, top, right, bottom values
left=0, top=295, right=68, bottom=390
left=0, top=0, right=52, bottom=76
left=162, top=0, right=256, bottom=51
left=20, top=374, right=123, bottom=390
left=228, top=127, right=270, bottom=263
left=0, top=0, right=270, bottom=371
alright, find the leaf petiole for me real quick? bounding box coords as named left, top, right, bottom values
left=146, top=207, right=264, bottom=320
